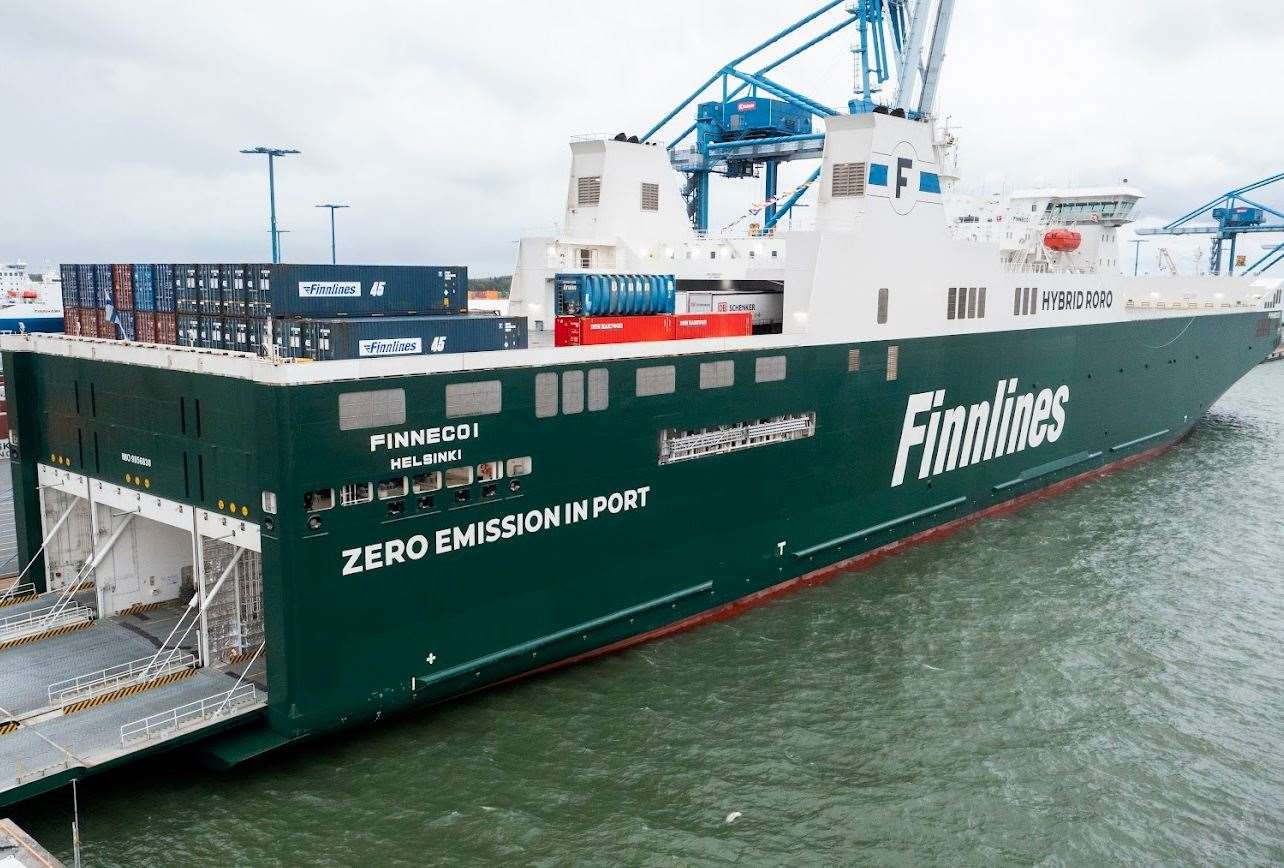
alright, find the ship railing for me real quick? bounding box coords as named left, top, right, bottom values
left=47, top=651, right=198, bottom=709
left=0, top=581, right=37, bottom=605
left=119, top=684, right=260, bottom=747
left=0, top=602, right=94, bottom=644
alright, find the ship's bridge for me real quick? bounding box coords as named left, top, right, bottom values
left=1008, top=186, right=1144, bottom=228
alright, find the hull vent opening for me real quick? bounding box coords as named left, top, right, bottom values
left=658, top=413, right=816, bottom=465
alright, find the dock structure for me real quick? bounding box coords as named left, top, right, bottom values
left=0, top=818, right=64, bottom=867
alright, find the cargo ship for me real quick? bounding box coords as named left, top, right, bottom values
left=1, top=19, right=1282, bottom=810
left=0, top=262, right=63, bottom=334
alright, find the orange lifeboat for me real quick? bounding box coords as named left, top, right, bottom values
left=1043, top=228, right=1082, bottom=252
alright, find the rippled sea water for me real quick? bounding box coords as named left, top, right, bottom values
left=12, top=363, right=1284, bottom=866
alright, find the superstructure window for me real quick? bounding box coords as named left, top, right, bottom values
left=377, top=476, right=408, bottom=500
left=848, top=348, right=861, bottom=372
left=304, top=488, right=334, bottom=512
left=338, top=389, right=406, bottom=431
left=636, top=365, right=676, bottom=397
left=445, top=380, right=501, bottom=418
left=477, top=461, right=503, bottom=483
left=755, top=356, right=787, bottom=383
left=699, top=360, right=734, bottom=389
left=967, top=286, right=977, bottom=319
left=877, top=288, right=889, bottom=324
left=562, top=370, right=585, bottom=414
left=831, top=162, right=867, bottom=198
left=340, top=482, right=373, bottom=506
left=412, top=472, right=442, bottom=493
left=1014, top=286, right=1039, bottom=316
left=641, top=182, right=659, bottom=212
left=507, top=457, right=532, bottom=477
left=947, top=287, right=957, bottom=320
left=445, top=467, right=473, bottom=488
left=887, top=345, right=899, bottom=381
left=951, top=287, right=987, bottom=320
left=535, top=372, right=558, bottom=418
left=587, top=369, right=609, bottom=411
left=577, top=176, right=601, bottom=207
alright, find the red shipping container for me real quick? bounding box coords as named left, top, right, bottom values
left=554, top=316, right=582, bottom=347
left=63, top=307, right=81, bottom=335
left=112, top=264, right=134, bottom=310
left=78, top=308, right=98, bottom=337
left=135, top=311, right=158, bottom=344
left=671, top=312, right=753, bottom=340
left=155, top=312, right=178, bottom=345
left=96, top=311, right=115, bottom=339
left=556, top=315, right=674, bottom=347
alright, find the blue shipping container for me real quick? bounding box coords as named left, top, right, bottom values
left=555, top=273, right=676, bottom=316
left=301, top=315, right=527, bottom=361
left=93, top=264, right=113, bottom=310
left=132, top=264, right=156, bottom=311
left=265, top=264, right=468, bottom=318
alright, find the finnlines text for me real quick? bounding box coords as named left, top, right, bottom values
left=341, top=486, right=651, bottom=575
left=892, top=379, right=1070, bottom=487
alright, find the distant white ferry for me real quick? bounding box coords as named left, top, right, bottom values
left=0, top=261, right=64, bottom=333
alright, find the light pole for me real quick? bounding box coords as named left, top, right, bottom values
left=315, top=203, right=350, bottom=265
left=1129, top=238, right=1148, bottom=276
left=240, top=146, right=300, bottom=263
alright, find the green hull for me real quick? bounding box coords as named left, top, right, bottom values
left=3, top=310, right=1277, bottom=788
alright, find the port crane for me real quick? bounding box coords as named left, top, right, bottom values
left=1136, top=172, right=1284, bottom=275
left=641, top=0, right=956, bottom=233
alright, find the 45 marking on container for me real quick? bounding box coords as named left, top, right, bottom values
left=371, top=281, right=386, bottom=297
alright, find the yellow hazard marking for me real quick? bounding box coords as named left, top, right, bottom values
left=0, top=721, right=18, bottom=737
left=0, top=619, right=92, bottom=652
left=0, top=591, right=37, bottom=609
left=117, top=600, right=169, bottom=616
left=61, top=667, right=196, bottom=715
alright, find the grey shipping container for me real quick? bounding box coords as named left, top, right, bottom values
left=265, top=264, right=467, bottom=318
left=301, top=315, right=526, bottom=361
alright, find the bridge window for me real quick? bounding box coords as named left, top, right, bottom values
left=445, top=380, right=501, bottom=418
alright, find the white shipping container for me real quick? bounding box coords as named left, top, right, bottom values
left=681, top=291, right=784, bottom=327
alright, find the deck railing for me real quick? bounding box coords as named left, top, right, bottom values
left=119, top=684, right=260, bottom=746
left=0, top=602, right=94, bottom=642
left=48, top=651, right=198, bottom=708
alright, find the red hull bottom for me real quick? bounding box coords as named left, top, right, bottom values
left=512, top=433, right=1186, bottom=686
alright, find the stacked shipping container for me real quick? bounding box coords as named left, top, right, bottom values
left=59, top=263, right=516, bottom=359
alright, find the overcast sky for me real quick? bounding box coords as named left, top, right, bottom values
left=2, top=1, right=1282, bottom=277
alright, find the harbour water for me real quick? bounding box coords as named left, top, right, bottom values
left=8, top=362, right=1283, bottom=866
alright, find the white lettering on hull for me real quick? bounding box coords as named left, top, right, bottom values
left=891, top=380, right=1070, bottom=487
left=341, top=485, right=652, bottom=576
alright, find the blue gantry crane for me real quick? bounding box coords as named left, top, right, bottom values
left=1136, top=172, right=1284, bottom=275
left=641, top=0, right=955, bottom=233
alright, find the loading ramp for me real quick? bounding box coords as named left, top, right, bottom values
left=0, top=464, right=270, bottom=806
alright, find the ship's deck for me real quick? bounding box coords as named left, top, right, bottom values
left=0, top=601, right=266, bottom=806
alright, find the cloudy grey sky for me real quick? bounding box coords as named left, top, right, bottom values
left=2, top=1, right=1282, bottom=276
